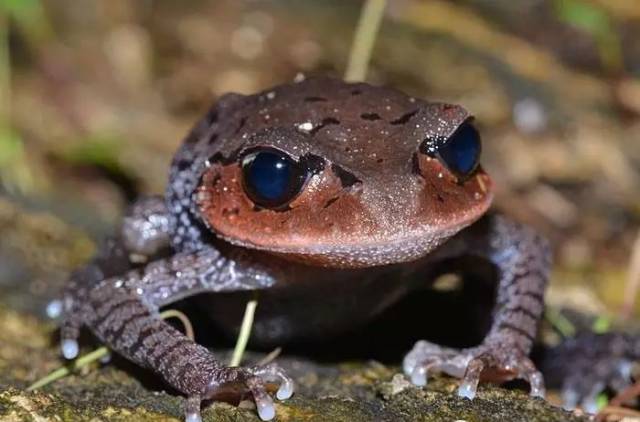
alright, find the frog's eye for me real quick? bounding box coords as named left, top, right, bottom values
left=241, top=148, right=309, bottom=209
left=437, top=123, right=481, bottom=179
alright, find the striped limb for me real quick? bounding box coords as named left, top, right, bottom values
left=60, top=246, right=292, bottom=422
left=59, top=197, right=292, bottom=421
left=403, top=214, right=551, bottom=399
left=59, top=196, right=171, bottom=359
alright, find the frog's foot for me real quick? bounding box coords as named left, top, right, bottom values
left=186, top=363, right=294, bottom=422
left=541, top=332, right=638, bottom=413
left=560, top=359, right=633, bottom=414
left=403, top=339, right=544, bottom=399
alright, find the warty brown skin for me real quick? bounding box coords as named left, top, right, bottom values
left=59, top=77, right=554, bottom=422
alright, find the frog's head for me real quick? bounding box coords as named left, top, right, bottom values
left=193, top=78, right=493, bottom=268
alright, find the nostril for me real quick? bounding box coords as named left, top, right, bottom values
left=331, top=164, right=361, bottom=188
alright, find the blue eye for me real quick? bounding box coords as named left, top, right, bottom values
left=437, top=123, right=481, bottom=179
left=241, top=149, right=308, bottom=209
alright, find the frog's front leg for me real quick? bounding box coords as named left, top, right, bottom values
left=404, top=214, right=551, bottom=399
left=59, top=196, right=171, bottom=359
left=61, top=246, right=293, bottom=422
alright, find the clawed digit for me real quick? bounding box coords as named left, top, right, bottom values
left=189, top=363, right=294, bottom=422
left=403, top=339, right=545, bottom=400
left=250, top=363, right=295, bottom=400
left=560, top=358, right=634, bottom=413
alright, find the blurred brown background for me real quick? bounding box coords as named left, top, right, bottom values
left=1, top=0, right=639, bottom=316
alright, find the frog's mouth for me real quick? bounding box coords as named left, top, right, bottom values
left=262, top=214, right=489, bottom=268
left=196, top=161, right=493, bottom=269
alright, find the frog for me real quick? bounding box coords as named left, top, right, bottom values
left=58, top=77, right=553, bottom=422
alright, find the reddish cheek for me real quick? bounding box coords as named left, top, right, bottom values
left=196, top=164, right=373, bottom=247
left=196, top=165, right=249, bottom=226
left=416, top=155, right=493, bottom=222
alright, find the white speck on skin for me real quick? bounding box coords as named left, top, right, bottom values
left=266, top=91, right=276, bottom=100
left=438, top=172, right=444, bottom=178
left=297, top=122, right=314, bottom=132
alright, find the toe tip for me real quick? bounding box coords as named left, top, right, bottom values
left=276, top=381, right=293, bottom=400
left=46, top=300, right=63, bottom=319
left=410, top=367, right=427, bottom=387
left=457, top=381, right=477, bottom=400
left=185, top=412, right=202, bottom=422
left=257, top=400, right=275, bottom=421
left=61, top=339, right=79, bottom=360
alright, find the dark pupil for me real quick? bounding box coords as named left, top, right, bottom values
left=438, top=123, right=481, bottom=178
left=242, top=150, right=306, bottom=208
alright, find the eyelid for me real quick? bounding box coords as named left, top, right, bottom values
left=239, top=146, right=326, bottom=176
left=419, top=117, right=478, bottom=156
left=239, top=146, right=296, bottom=162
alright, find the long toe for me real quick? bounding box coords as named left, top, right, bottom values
left=247, top=376, right=275, bottom=421
left=250, top=363, right=295, bottom=401
left=457, top=358, right=484, bottom=400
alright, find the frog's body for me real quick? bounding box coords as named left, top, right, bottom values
left=60, top=78, right=552, bottom=422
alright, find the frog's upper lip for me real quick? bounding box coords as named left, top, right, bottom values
left=217, top=189, right=493, bottom=269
